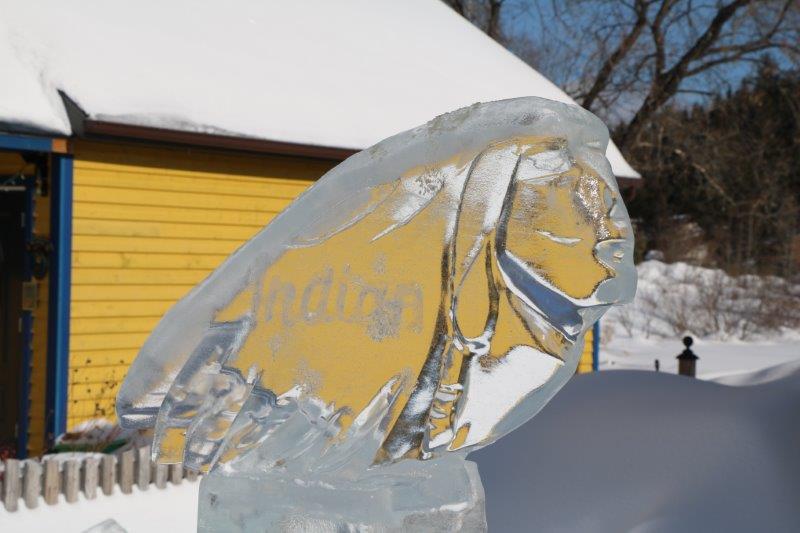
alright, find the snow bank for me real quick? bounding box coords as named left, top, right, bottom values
left=601, top=260, right=800, bottom=378
left=712, top=359, right=800, bottom=386
left=0, top=0, right=638, bottom=178
left=0, top=480, right=199, bottom=533
left=601, top=334, right=800, bottom=381
left=605, top=260, right=799, bottom=341
left=5, top=370, right=797, bottom=532
left=472, top=370, right=800, bottom=532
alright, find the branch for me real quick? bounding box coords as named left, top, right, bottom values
left=442, top=0, right=465, bottom=17
left=673, top=148, right=738, bottom=207
left=488, top=0, right=505, bottom=41
left=664, top=0, right=753, bottom=82
left=650, top=0, right=678, bottom=76
left=580, top=0, right=650, bottom=111
left=619, top=0, right=756, bottom=148
left=686, top=41, right=798, bottom=76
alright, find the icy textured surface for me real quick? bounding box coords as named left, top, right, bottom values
left=117, top=96, right=635, bottom=529
left=199, top=455, right=486, bottom=532
left=82, top=519, right=128, bottom=533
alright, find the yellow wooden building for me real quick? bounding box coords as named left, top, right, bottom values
left=0, top=131, right=350, bottom=456
left=0, top=1, right=631, bottom=458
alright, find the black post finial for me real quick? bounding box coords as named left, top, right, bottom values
left=677, top=336, right=698, bottom=377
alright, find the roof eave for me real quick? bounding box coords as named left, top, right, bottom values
left=82, top=120, right=358, bottom=162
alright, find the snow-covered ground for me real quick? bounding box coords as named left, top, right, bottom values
left=600, top=260, right=800, bottom=380
left=2, top=260, right=796, bottom=532
left=4, top=361, right=797, bottom=532
left=473, top=362, right=800, bottom=532
left=0, top=480, right=199, bottom=533
left=602, top=334, right=800, bottom=380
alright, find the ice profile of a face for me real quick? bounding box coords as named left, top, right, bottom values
left=117, top=97, right=636, bottom=474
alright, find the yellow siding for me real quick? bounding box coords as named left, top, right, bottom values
left=577, top=327, right=595, bottom=374
left=68, top=140, right=335, bottom=429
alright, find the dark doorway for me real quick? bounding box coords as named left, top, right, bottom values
left=0, top=187, right=25, bottom=458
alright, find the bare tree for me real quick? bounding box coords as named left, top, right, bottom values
left=616, top=0, right=799, bottom=147
left=445, top=0, right=800, bottom=277
left=628, top=63, right=800, bottom=275
left=444, top=0, right=800, bottom=149
left=442, top=0, right=507, bottom=41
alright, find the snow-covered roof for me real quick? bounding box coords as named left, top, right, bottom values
left=0, top=0, right=639, bottom=178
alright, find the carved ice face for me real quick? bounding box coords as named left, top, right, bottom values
left=498, top=140, right=634, bottom=335
left=117, top=98, right=636, bottom=475
left=431, top=137, right=635, bottom=453
left=509, top=145, right=628, bottom=302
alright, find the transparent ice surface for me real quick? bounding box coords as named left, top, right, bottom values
left=82, top=519, right=128, bottom=533
left=117, top=96, right=636, bottom=530
left=199, top=454, right=486, bottom=532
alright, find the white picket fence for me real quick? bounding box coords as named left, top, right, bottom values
left=0, top=446, right=198, bottom=512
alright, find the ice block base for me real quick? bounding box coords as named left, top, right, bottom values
left=198, top=456, right=486, bottom=532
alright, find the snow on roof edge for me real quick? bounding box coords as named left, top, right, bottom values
left=0, top=101, right=642, bottom=180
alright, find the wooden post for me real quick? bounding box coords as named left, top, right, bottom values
left=136, top=446, right=151, bottom=490
left=676, top=336, right=699, bottom=377
left=43, top=459, right=60, bottom=505
left=23, top=460, right=42, bottom=509
left=83, top=457, right=99, bottom=500
left=119, top=449, right=134, bottom=494
left=101, top=454, right=116, bottom=496
left=154, top=463, right=168, bottom=489
left=169, top=463, right=183, bottom=485
left=3, top=459, right=20, bottom=512
left=63, top=459, right=80, bottom=503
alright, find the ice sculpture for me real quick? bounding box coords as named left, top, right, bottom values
left=117, top=97, right=636, bottom=531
